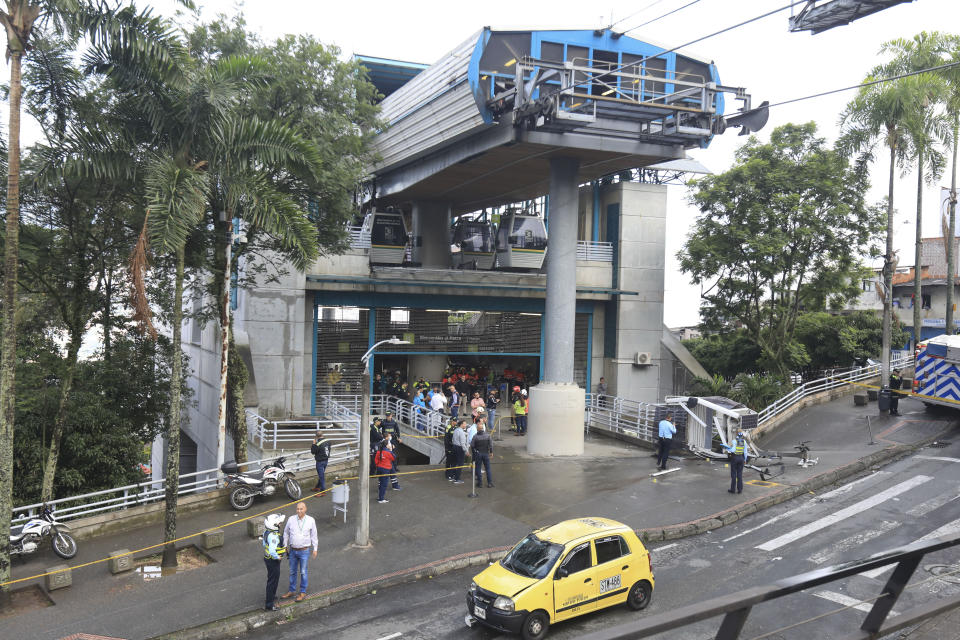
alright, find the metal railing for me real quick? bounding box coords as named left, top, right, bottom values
left=585, top=393, right=660, bottom=444
left=581, top=533, right=960, bottom=640
left=348, top=225, right=371, bottom=249
left=252, top=397, right=362, bottom=449
left=585, top=352, right=914, bottom=444
left=13, top=399, right=362, bottom=526
left=756, top=351, right=913, bottom=426
left=576, top=240, right=614, bottom=262
left=371, top=394, right=447, bottom=438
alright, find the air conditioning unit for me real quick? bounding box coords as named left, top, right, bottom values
left=634, top=352, right=652, bottom=366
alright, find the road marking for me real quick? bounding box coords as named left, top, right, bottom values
left=722, top=472, right=889, bottom=543
left=756, top=475, right=933, bottom=551
left=810, top=521, right=899, bottom=565
left=375, top=633, right=403, bottom=640
left=653, top=543, right=678, bottom=553
left=906, top=486, right=960, bottom=517
left=813, top=590, right=898, bottom=616
left=916, top=456, right=960, bottom=464
left=861, top=517, right=960, bottom=579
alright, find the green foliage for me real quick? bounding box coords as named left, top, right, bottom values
left=686, top=374, right=732, bottom=398
left=13, top=331, right=178, bottom=505
left=729, top=373, right=788, bottom=411
left=794, top=311, right=909, bottom=370
left=681, top=122, right=881, bottom=377
left=683, top=331, right=762, bottom=378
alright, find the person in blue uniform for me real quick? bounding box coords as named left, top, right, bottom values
left=722, top=430, right=749, bottom=494
left=262, top=513, right=286, bottom=611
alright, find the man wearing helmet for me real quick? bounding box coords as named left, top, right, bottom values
left=262, top=513, right=287, bottom=611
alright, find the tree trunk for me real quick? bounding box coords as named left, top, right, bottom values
left=162, top=246, right=185, bottom=569
left=0, top=48, right=24, bottom=602
left=103, top=264, right=113, bottom=360
left=881, top=143, right=895, bottom=384
left=947, top=119, right=959, bottom=336
left=216, top=218, right=232, bottom=471
left=229, top=335, right=248, bottom=464
left=913, top=157, right=923, bottom=350
left=40, top=332, right=82, bottom=503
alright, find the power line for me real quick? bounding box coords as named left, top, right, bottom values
left=608, top=0, right=674, bottom=30
left=557, top=1, right=804, bottom=96
left=622, top=0, right=704, bottom=35
left=767, top=60, right=960, bottom=110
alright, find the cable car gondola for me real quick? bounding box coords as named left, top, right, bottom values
left=451, top=218, right=496, bottom=270
left=495, top=211, right=547, bottom=270
left=366, top=209, right=409, bottom=265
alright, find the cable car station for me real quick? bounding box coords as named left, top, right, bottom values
left=223, top=26, right=762, bottom=464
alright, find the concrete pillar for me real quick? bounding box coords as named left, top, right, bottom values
left=528, top=157, right=585, bottom=457
left=412, top=201, right=451, bottom=268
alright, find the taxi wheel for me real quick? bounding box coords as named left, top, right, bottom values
left=521, top=610, right=550, bottom=640
left=627, top=580, right=652, bottom=611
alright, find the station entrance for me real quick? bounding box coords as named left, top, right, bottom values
left=313, top=304, right=590, bottom=411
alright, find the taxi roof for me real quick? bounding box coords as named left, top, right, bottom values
left=535, top=517, right=631, bottom=545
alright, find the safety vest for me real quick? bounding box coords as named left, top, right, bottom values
left=262, top=529, right=286, bottom=559
left=732, top=438, right=745, bottom=456
left=514, top=399, right=527, bottom=416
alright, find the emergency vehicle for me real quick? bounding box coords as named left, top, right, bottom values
left=465, top=517, right=654, bottom=640
left=913, top=334, right=960, bottom=410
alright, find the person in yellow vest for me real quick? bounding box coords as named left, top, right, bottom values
left=513, top=391, right=527, bottom=435
left=262, top=513, right=287, bottom=611
left=722, top=430, right=749, bottom=494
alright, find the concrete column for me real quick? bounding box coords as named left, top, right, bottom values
left=528, top=157, right=585, bottom=457
left=412, top=201, right=451, bottom=268
left=543, top=157, right=579, bottom=384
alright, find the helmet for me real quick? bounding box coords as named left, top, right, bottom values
left=264, top=514, right=284, bottom=531
left=513, top=385, right=521, bottom=392
left=521, top=389, right=528, bottom=396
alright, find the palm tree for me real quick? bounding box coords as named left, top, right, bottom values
left=935, top=37, right=960, bottom=333
left=881, top=33, right=951, bottom=348
left=102, top=51, right=323, bottom=567
left=0, top=0, right=187, bottom=600
left=841, top=66, right=935, bottom=385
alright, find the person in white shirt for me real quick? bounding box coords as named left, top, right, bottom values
left=280, top=502, right=318, bottom=602
left=429, top=386, right=446, bottom=413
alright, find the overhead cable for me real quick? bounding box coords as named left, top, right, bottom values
left=622, top=0, right=704, bottom=35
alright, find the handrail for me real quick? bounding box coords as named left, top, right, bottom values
left=579, top=533, right=960, bottom=640
left=13, top=398, right=362, bottom=525
left=371, top=394, right=446, bottom=438
left=576, top=240, right=613, bottom=262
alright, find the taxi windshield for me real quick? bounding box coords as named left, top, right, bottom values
left=500, top=534, right=563, bottom=579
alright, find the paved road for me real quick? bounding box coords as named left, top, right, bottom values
left=237, top=438, right=960, bottom=639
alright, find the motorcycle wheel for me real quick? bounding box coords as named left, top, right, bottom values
left=284, top=476, right=302, bottom=500
left=52, top=530, right=78, bottom=559
left=230, top=486, right=256, bottom=511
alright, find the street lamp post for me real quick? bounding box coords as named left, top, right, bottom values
left=354, top=336, right=409, bottom=548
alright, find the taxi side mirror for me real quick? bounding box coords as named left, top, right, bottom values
left=556, top=567, right=569, bottom=579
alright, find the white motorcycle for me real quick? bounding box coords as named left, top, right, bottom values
left=221, top=456, right=302, bottom=510
left=11, top=504, right=78, bottom=559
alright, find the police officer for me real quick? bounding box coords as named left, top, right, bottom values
left=443, top=416, right=457, bottom=481
left=657, top=411, right=676, bottom=470
left=889, top=368, right=903, bottom=416
left=472, top=420, right=494, bottom=488
left=262, top=513, right=286, bottom=611
left=722, top=429, right=749, bottom=494
left=310, top=429, right=331, bottom=492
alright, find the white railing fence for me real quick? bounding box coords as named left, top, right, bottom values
left=348, top=225, right=371, bottom=249
left=585, top=352, right=915, bottom=444
left=371, top=394, right=446, bottom=438
left=13, top=398, right=362, bottom=526
left=576, top=240, right=614, bottom=262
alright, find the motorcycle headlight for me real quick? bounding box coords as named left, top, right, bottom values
left=493, top=596, right=515, bottom=612
left=469, top=581, right=478, bottom=594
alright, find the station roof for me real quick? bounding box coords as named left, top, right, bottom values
left=355, top=55, right=428, bottom=99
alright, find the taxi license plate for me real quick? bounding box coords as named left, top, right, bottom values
left=474, top=605, right=486, bottom=620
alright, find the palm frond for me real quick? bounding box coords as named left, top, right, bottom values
left=144, top=155, right=209, bottom=254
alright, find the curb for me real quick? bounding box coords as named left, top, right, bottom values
left=150, top=429, right=950, bottom=640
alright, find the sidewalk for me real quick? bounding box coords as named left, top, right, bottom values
left=3, top=393, right=957, bottom=640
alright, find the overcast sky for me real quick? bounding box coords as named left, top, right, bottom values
left=66, top=1, right=960, bottom=324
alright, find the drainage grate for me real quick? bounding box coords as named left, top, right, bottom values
left=928, top=441, right=951, bottom=449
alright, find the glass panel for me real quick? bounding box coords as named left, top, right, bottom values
left=561, top=543, right=592, bottom=575
left=595, top=536, right=624, bottom=564
left=371, top=214, right=407, bottom=246
left=540, top=41, right=564, bottom=63
left=644, top=57, right=667, bottom=98
left=480, top=33, right=531, bottom=73
left=510, top=217, right=547, bottom=250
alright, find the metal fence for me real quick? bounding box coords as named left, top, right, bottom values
left=13, top=399, right=361, bottom=526
left=576, top=240, right=614, bottom=262
left=371, top=394, right=447, bottom=438
left=347, top=225, right=371, bottom=249
left=585, top=352, right=915, bottom=444
left=580, top=533, right=960, bottom=640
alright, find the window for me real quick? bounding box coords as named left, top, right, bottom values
left=560, top=543, right=592, bottom=575
left=922, top=294, right=932, bottom=310
left=390, top=308, right=409, bottom=325
left=595, top=535, right=628, bottom=564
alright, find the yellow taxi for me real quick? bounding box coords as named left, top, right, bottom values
left=466, top=517, right=654, bottom=640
